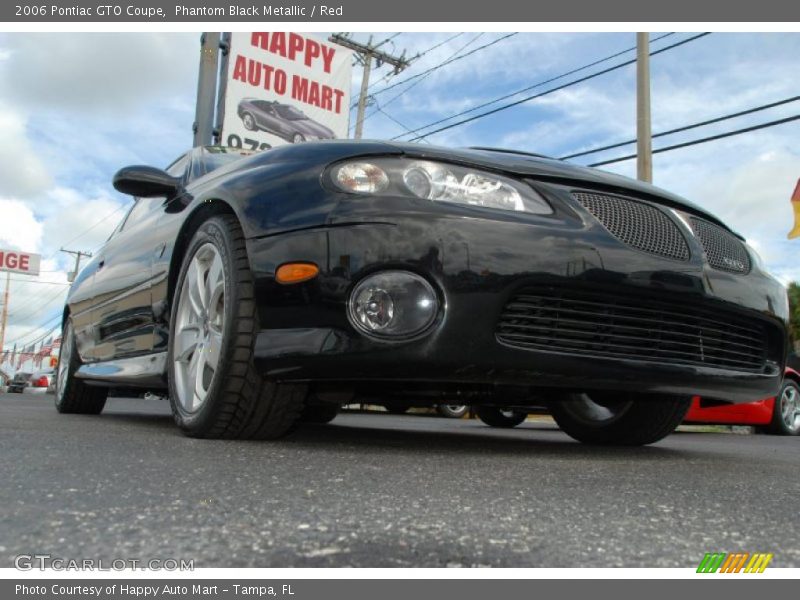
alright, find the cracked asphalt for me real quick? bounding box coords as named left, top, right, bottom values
left=1, top=392, right=798, bottom=568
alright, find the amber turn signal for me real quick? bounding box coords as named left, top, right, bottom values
left=276, top=262, right=320, bottom=284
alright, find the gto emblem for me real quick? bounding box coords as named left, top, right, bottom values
left=723, top=257, right=745, bottom=270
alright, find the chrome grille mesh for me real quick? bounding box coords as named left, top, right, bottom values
left=572, top=192, right=690, bottom=261
left=690, top=217, right=751, bottom=274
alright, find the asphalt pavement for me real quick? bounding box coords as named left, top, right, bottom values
left=1, top=392, right=798, bottom=568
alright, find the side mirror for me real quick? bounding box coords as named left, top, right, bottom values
left=112, top=165, right=180, bottom=197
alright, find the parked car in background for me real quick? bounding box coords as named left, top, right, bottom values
left=237, top=99, right=336, bottom=143
left=8, top=372, right=33, bottom=393
left=684, top=367, right=800, bottom=435
left=31, top=369, right=55, bottom=390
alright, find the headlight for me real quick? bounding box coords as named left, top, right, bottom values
left=331, top=158, right=551, bottom=215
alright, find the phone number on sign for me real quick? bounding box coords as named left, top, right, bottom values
left=15, top=5, right=165, bottom=18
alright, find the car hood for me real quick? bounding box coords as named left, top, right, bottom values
left=227, top=139, right=734, bottom=233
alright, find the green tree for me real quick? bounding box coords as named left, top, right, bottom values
left=787, top=282, right=800, bottom=343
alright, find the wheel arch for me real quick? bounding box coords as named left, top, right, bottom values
left=166, top=199, right=243, bottom=307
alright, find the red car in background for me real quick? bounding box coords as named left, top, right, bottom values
left=684, top=367, right=800, bottom=435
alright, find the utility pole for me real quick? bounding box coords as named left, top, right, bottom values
left=636, top=32, right=653, bottom=183
left=329, top=34, right=412, bottom=139
left=193, top=32, right=221, bottom=147
left=0, top=272, right=9, bottom=352
left=60, top=248, right=92, bottom=284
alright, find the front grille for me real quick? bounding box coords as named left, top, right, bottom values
left=690, top=217, right=751, bottom=274
left=572, top=192, right=690, bottom=261
left=497, top=286, right=767, bottom=372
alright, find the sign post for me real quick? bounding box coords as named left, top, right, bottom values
left=0, top=248, right=42, bottom=351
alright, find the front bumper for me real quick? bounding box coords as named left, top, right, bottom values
left=244, top=183, right=788, bottom=403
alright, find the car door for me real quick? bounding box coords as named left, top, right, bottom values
left=85, top=195, right=166, bottom=362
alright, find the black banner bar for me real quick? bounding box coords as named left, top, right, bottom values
left=3, top=579, right=799, bottom=600
left=3, top=0, right=800, bottom=22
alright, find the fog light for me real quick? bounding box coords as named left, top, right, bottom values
left=349, top=271, right=439, bottom=338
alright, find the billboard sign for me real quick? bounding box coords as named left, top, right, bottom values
left=219, top=32, right=353, bottom=151
left=0, top=249, right=41, bottom=276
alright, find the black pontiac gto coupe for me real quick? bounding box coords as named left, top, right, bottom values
left=55, top=142, right=789, bottom=445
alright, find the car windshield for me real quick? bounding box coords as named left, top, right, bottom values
left=275, top=104, right=307, bottom=121
left=200, top=147, right=254, bottom=175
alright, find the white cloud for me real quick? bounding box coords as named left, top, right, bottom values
left=0, top=108, right=52, bottom=198
left=0, top=198, right=43, bottom=251
left=0, top=33, right=198, bottom=114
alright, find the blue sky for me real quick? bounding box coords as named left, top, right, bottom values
left=0, top=31, right=799, bottom=348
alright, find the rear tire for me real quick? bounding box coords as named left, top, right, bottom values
left=54, top=320, right=107, bottom=415
left=476, top=406, right=527, bottom=428
left=767, top=379, right=800, bottom=436
left=548, top=392, right=690, bottom=446
left=435, top=404, right=469, bottom=418
left=168, top=214, right=307, bottom=439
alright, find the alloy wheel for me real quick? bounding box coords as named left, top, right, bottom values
left=780, top=384, right=800, bottom=433
left=56, top=323, right=73, bottom=401
left=172, top=243, right=226, bottom=413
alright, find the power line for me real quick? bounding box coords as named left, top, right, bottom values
left=561, top=94, right=800, bottom=160
left=390, top=32, right=676, bottom=141
left=7, top=279, right=69, bottom=285
left=365, top=33, right=486, bottom=118
left=370, top=33, right=518, bottom=99
left=372, top=32, right=401, bottom=50
left=3, top=314, right=62, bottom=349
left=356, top=32, right=467, bottom=103
left=407, top=32, right=711, bottom=142
left=7, top=285, right=66, bottom=322
left=589, top=113, right=800, bottom=167
left=372, top=101, right=431, bottom=143
left=331, top=33, right=413, bottom=139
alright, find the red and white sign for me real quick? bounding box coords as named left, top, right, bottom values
left=220, top=32, right=352, bottom=151
left=0, top=248, right=41, bottom=276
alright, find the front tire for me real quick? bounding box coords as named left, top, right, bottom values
left=168, top=214, right=307, bottom=439
left=242, top=113, right=256, bottom=131
left=54, top=320, right=107, bottom=414
left=292, top=133, right=305, bottom=144
left=476, top=406, right=527, bottom=428
left=768, top=379, right=800, bottom=436
left=548, top=392, right=690, bottom=446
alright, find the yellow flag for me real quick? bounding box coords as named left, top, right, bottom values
left=789, top=179, right=800, bottom=239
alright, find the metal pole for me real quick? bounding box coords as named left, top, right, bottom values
left=354, top=56, right=372, bottom=140
left=0, top=271, right=10, bottom=352
left=193, top=32, right=220, bottom=147
left=636, top=32, right=653, bottom=183
left=213, top=32, right=232, bottom=146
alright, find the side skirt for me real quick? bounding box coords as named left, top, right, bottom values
left=75, top=352, right=168, bottom=389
